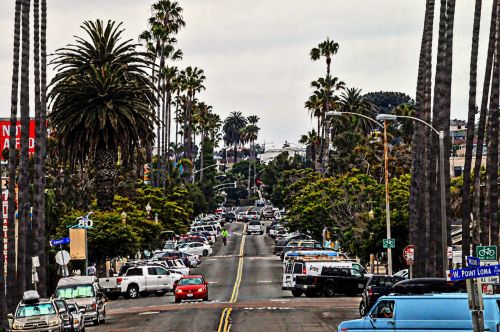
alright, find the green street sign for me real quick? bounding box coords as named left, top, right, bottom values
left=383, top=238, right=395, bottom=249
left=477, top=246, right=497, bottom=261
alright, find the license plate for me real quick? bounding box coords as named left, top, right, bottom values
left=106, top=289, right=111, bottom=292
left=187, top=293, right=193, bottom=297
left=358, top=284, right=364, bottom=288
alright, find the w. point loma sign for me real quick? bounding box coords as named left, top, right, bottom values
left=0, top=118, right=36, bottom=159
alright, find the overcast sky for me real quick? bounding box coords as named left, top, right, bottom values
left=0, top=0, right=494, bottom=147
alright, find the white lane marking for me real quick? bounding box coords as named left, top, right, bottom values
left=257, top=280, right=273, bottom=283
left=270, top=299, right=290, bottom=302
left=138, top=311, right=160, bottom=315
left=242, top=307, right=294, bottom=310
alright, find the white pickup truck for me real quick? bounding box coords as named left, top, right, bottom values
left=247, top=221, right=264, bottom=235
left=99, top=264, right=180, bottom=299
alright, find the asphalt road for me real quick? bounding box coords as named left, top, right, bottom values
left=88, top=207, right=359, bottom=332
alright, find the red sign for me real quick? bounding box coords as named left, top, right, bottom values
left=0, top=119, right=36, bottom=159
left=403, top=245, right=415, bottom=266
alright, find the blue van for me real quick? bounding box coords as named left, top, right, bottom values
left=338, top=293, right=500, bottom=331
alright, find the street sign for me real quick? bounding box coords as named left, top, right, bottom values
left=477, top=246, right=497, bottom=261
left=466, top=256, right=481, bottom=267
left=383, top=239, right=395, bottom=249
left=403, top=245, right=415, bottom=265
left=448, top=264, right=500, bottom=281
left=55, top=250, right=71, bottom=266
left=50, top=237, right=70, bottom=247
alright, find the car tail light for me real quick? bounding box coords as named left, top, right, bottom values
left=368, top=286, right=373, bottom=296
left=302, top=266, right=306, bottom=275
left=117, top=278, right=122, bottom=285
left=92, top=303, right=97, bottom=311
left=341, top=328, right=349, bottom=332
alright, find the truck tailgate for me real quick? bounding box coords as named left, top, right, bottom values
left=99, top=277, right=118, bottom=290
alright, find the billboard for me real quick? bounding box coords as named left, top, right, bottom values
left=0, top=119, right=36, bottom=159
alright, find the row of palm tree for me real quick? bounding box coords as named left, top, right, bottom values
left=2, top=0, right=49, bottom=323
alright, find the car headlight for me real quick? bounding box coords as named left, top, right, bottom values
left=73, top=318, right=80, bottom=324
left=176, top=289, right=183, bottom=293
left=198, top=288, right=205, bottom=292
left=12, top=321, right=24, bottom=330
left=48, top=318, right=60, bottom=327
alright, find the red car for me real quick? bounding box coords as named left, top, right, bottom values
left=174, top=275, right=209, bottom=303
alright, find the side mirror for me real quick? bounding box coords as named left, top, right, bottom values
left=205, top=282, right=209, bottom=285
left=7, top=313, right=14, bottom=320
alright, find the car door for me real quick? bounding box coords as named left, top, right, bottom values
left=155, top=267, right=173, bottom=290
left=146, top=267, right=159, bottom=291
left=191, top=243, right=202, bottom=255
left=368, top=300, right=396, bottom=331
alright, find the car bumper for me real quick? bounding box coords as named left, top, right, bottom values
left=82, top=310, right=98, bottom=323
left=175, top=292, right=207, bottom=301
left=295, top=284, right=317, bottom=290
left=9, top=328, right=61, bottom=332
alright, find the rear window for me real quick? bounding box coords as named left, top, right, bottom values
left=126, top=268, right=143, bottom=276
left=369, top=277, right=398, bottom=287
left=249, top=221, right=261, bottom=225
left=293, top=263, right=303, bottom=274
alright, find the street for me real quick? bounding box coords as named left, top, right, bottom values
left=88, top=212, right=359, bottom=332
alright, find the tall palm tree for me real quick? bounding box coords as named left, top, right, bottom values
left=33, top=0, right=48, bottom=296
left=18, top=0, right=32, bottom=294
left=299, top=129, right=319, bottom=168
left=223, top=112, right=247, bottom=163
left=180, top=66, right=205, bottom=161
left=474, top=0, right=498, bottom=247
left=338, top=87, right=376, bottom=135
left=49, top=20, right=158, bottom=210
left=462, top=0, right=482, bottom=263
left=6, top=0, right=22, bottom=313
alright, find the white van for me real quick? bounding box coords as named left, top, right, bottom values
left=282, top=258, right=366, bottom=293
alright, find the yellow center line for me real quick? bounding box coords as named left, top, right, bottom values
left=217, top=223, right=247, bottom=332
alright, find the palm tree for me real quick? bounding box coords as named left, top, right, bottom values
left=49, top=20, right=158, bottom=210
left=18, top=0, right=32, bottom=295
left=223, top=112, right=247, bottom=163
left=299, top=130, right=319, bottom=168
left=474, top=0, right=498, bottom=247
left=180, top=66, right=205, bottom=161
left=6, top=0, right=22, bottom=314
left=338, top=87, right=377, bottom=135
left=33, top=0, right=48, bottom=297
left=462, top=0, right=482, bottom=263
left=310, top=37, right=339, bottom=82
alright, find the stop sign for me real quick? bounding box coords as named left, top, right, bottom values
left=403, top=245, right=415, bottom=265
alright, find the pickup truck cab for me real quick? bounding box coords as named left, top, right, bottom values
left=247, top=221, right=264, bottom=235
left=99, top=265, right=177, bottom=299
left=295, top=266, right=369, bottom=297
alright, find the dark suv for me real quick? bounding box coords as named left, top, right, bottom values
left=359, top=275, right=404, bottom=317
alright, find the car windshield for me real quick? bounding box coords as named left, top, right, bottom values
left=164, top=243, right=175, bottom=249
left=249, top=221, right=260, bottom=225
left=178, top=277, right=203, bottom=286
left=56, top=285, right=95, bottom=299
left=178, top=243, right=189, bottom=249
left=16, top=303, right=56, bottom=318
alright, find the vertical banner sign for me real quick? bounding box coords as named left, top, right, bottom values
left=69, top=228, right=87, bottom=260
left=2, top=177, right=8, bottom=267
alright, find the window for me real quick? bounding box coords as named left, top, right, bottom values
left=127, top=268, right=143, bottom=276
left=155, top=267, right=169, bottom=275
left=351, top=268, right=362, bottom=277
left=148, top=267, right=157, bottom=275
left=293, top=263, right=303, bottom=274
left=373, top=300, right=395, bottom=319
left=178, top=277, right=203, bottom=286
left=55, top=285, right=95, bottom=299
left=16, top=303, right=57, bottom=318
left=285, top=263, right=293, bottom=274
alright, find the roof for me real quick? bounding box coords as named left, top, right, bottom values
left=57, top=276, right=97, bottom=286
left=381, top=293, right=500, bottom=300
left=181, top=274, right=203, bottom=278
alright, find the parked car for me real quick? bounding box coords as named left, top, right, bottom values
left=66, top=301, right=85, bottom=332
left=393, top=269, right=408, bottom=279
left=244, top=211, right=260, bottom=222
left=9, top=291, right=64, bottom=332
left=53, top=299, right=73, bottom=332
left=159, top=251, right=201, bottom=268
left=55, top=276, right=106, bottom=326
left=174, top=275, right=209, bottom=303
left=98, top=264, right=177, bottom=299
left=359, top=275, right=405, bottom=317
left=178, top=241, right=212, bottom=256
left=247, top=221, right=264, bottom=235
left=224, top=211, right=236, bottom=223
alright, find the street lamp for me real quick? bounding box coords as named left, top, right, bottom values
left=328, top=111, right=393, bottom=275
left=145, top=203, right=152, bottom=219
left=376, top=113, right=447, bottom=276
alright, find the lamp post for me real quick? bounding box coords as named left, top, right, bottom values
left=145, top=203, right=152, bottom=219
left=327, top=111, right=393, bottom=275
left=376, top=113, right=447, bottom=276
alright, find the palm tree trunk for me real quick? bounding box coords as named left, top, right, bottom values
left=462, top=0, right=482, bottom=263
left=166, top=88, right=172, bottom=175
left=156, top=51, right=164, bottom=187
left=33, top=0, right=47, bottom=296
left=234, top=143, right=238, bottom=163
left=18, top=0, right=32, bottom=293
left=6, top=0, right=22, bottom=312
left=485, top=5, right=500, bottom=246
left=94, top=146, right=117, bottom=211
left=411, top=0, right=434, bottom=278
left=161, top=79, right=167, bottom=191
left=476, top=0, right=498, bottom=246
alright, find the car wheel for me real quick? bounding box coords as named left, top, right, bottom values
left=93, top=314, right=100, bottom=326
left=359, top=301, right=367, bottom=317
left=203, top=249, right=209, bottom=256
left=291, top=290, right=303, bottom=297
left=100, top=310, right=106, bottom=324
left=324, top=283, right=335, bottom=297
left=126, top=285, right=139, bottom=299
left=155, top=290, right=167, bottom=296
